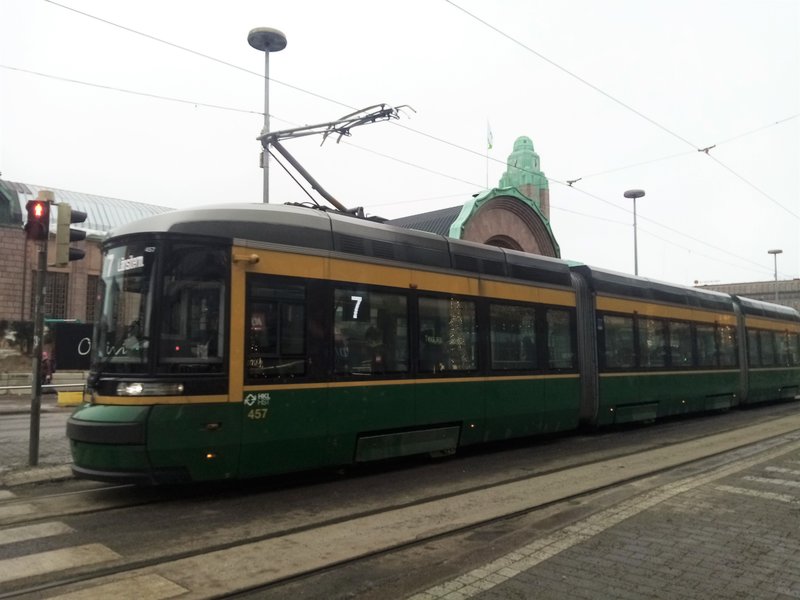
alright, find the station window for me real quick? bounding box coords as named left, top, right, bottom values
left=547, top=309, right=575, bottom=369
left=718, top=325, right=738, bottom=367
left=697, top=324, right=718, bottom=367
left=333, top=288, right=408, bottom=375
left=489, top=304, right=536, bottom=371
left=418, top=297, right=476, bottom=373
left=601, top=315, right=634, bottom=369
left=246, top=280, right=306, bottom=380
left=669, top=321, right=693, bottom=367
left=638, top=318, right=667, bottom=368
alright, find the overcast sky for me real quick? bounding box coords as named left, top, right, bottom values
left=1, top=0, right=798, bottom=286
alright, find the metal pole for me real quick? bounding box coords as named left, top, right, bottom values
left=624, top=189, right=645, bottom=277
left=263, top=51, right=270, bottom=204
left=768, top=249, right=782, bottom=303
left=28, top=242, right=46, bottom=466
left=773, top=253, right=779, bottom=303
left=633, top=197, right=638, bottom=277
left=249, top=27, right=285, bottom=204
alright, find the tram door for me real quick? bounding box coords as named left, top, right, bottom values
left=238, top=275, right=330, bottom=477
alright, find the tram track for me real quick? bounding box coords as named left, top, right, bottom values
left=4, top=407, right=800, bottom=599
left=2, top=401, right=797, bottom=530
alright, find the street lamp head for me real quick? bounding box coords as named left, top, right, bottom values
left=248, top=27, right=287, bottom=53
left=624, top=189, right=646, bottom=199
left=768, top=249, right=783, bottom=255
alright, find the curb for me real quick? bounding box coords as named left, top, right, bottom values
left=1, top=464, right=73, bottom=487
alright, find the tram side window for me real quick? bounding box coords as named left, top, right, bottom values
left=418, top=297, right=476, bottom=373
left=333, top=289, right=408, bottom=375
left=669, top=321, right=693, bottom=367
left=159, top=244, right=227, bottom=373
left=759, top=330, right=777, bottom=367
left=601, top=315, right=634, bottom=369
left=718, top=325, right=738, bottom=367
left=747, top=329, right=761, bottom=368
left=246, top=281, right=306, bottom=380
left=638, top=318, right=667, bottom=368
left=547, top=309, right=575, bottom=369
left=788, top=333, right=800, bottom=366
left=696, top=324, right=718, bottom=368
left=489, top=304, right=536, bottom=371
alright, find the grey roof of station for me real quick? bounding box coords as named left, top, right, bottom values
left=3, top=180, right=172, bottom=237
left=388, top=205, right=462, bottom=237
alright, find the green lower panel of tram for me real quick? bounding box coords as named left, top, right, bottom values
left=69, top=402, right=242, bottom=483
left=597, top=371, right=739, bottom=426
left=68, top=405, right=151, bottom=478
left=70, top=375, right=582, bottom=482
left=480, top=377, right=580, bottom=441
left=746, top=368, right=800, bottom=404
left=238, top=376, right=581, bottom=479
left=70, top=440, right=150, bottom=472
left=147, top=404, right=242, bottom=481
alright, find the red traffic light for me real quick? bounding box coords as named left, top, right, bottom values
left=24, top=200, right=50, bottom=241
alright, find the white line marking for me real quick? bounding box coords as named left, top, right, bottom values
left=0, top=544, right=120, bottom=584
left=408, top=437, right=800, bottom=599
left=715, top=485, right=800, bottom=505
left=0, top=521, right=74, bottom=546
left=50, top=574, right=188, bottom=600
left=743, top=475, right=800, bottom=489
left=765, top=466, right=800, bottom=477
left=0, top=503, right=36, bottom=521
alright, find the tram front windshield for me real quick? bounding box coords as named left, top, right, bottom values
left=95, top=241, right=227, bottom=374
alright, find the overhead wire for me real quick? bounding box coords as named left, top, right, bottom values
left=444, top=0, right=799, bottom=222
left=4, top=58, right=781, bottom=277
left=41, top=0, right=797, bottom=223
left=0, top=64, right=262, bottom=116
left=444, top=0, right=700, bottom=150
left=23, top=0, right=798, bottom=276
left=42, top=0, right=356, bottom=111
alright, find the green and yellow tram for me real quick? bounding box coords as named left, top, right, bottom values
left=66, top=203, right=800, bottom=483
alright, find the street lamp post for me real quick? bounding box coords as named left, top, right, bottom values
left=768, top=249, right=783, bottom=303
left=624, top=189, right=646, bottom=276
left=248, top=27, right=287, bottom=204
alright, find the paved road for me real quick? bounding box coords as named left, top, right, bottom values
left=0, top=394, right=72, bottom=480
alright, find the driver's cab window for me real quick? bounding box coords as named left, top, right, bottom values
left=159, top=244, right=227, bottom=373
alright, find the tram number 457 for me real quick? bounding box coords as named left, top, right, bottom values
left=247, top=408, right=268, bottom=420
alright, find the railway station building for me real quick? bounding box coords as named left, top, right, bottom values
left=0, top=179, right=169, bottom=329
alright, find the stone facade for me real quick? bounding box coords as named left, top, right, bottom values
left=0, top=224, right=102, bottom=325
left=0, top=223, right=27, bottom=322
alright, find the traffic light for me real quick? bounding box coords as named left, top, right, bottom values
left=54, top=203, right=88, bottom=265
left=24, top=199, right=50, bottom=241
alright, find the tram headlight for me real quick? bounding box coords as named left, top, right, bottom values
left=116, top=382, right=185, bottom=396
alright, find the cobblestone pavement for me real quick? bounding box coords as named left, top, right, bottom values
left=413, top=432, right=800, bottom=600
left=0, top=393, right=73, bottom=484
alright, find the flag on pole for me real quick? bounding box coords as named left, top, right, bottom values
left=487, top=122, right=493, bottom=150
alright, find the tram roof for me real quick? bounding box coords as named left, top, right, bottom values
left=736, top=295, right=800, bottom=322
left=571, top=264, right=737, bottom=313
left=109, top=202, right=574, bottom=287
